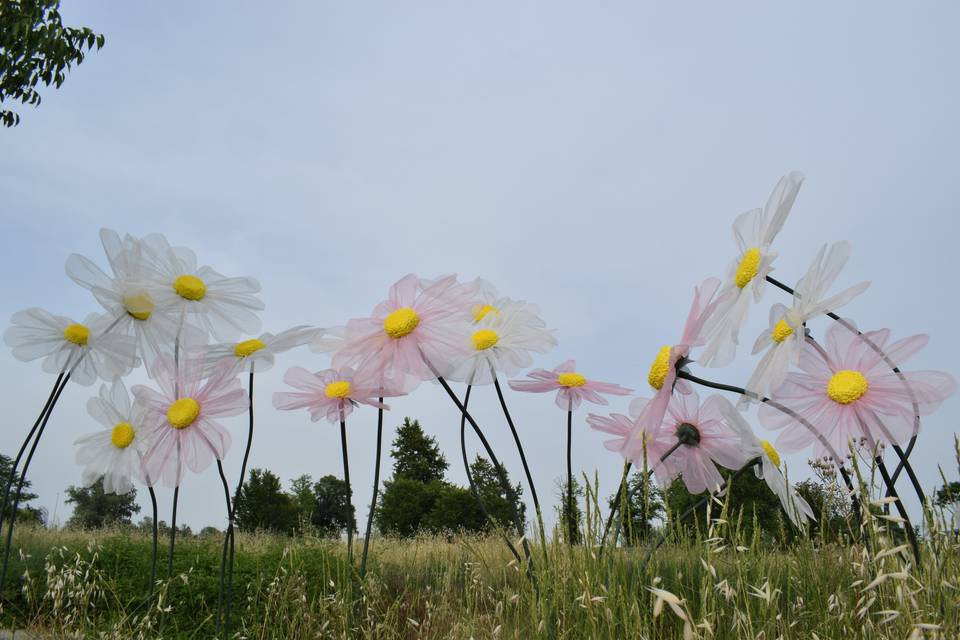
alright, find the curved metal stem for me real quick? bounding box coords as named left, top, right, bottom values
left=147, top=485, right=159, bottom=604
left=566, top=409, right=576, bottom=545
left=359, top=400, right=384, bottom=581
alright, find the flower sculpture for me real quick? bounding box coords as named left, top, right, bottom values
left=508, top=359, right=632, bottom=410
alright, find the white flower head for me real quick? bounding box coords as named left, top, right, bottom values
left=720, top=399, right=815, bottom=528
left=309, top=325, right=347, bottom=357
left=448, top=301, right=557, bottom=385
left=203, top=325, right=319, bottom=375
left=700, top=171, right=805, bottom=368
left=74, top=380, right=150, bottom=493
left=66, top=229, right=185, bottom=367
left=138, top=233, right=264, bottom=343
left=742, top=241, right=869, bottom=404
left=3, top=308, right=138, bottom=386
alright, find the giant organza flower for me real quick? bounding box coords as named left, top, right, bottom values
left=700, top=171, right=805, bottom=368
left=137, top=233, right=264, bottom=343
left=3, top=308, right=138, bottom=386
left=332, top=274, right=474, bottom=384
left=310, top=325, right=347, bottom=357
left=203, top=326, right=318, bottom=375
left=134, top=352, right=248, bottom=487
left=587, top=397, right=672, bottom=464
left=621, top=278, right=728, bottom=462
left=65, top=229, right=184, bottom=367
left=742, top=241, right=869, bottom=404
left=644, top=391, right=748, bottom=494
left=448, top=302, right=557, bottom=386
left=758, top=321, right=957, bottom=460
left=465, top=277, right=546, bottom=326
left=74, top=380, right=149, bottom=494
left=508, top=359, right=632, bottom=410
left=272, top=365, right=399, bottom=423
left=719, top=400, right=814, bottom=527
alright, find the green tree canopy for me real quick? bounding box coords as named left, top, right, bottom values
left=0, top=453, right=43, bottom=525
left=233, top=468, right=298, bottom=534
left=65, top=479, right=139, bottom=529
left=0, top=0, right=105, bottom=127
left=390, top=417, right=448, bottom=484
left=290, top=474, right=355, bottom=537
left=607, top=470, right=665, bottom=545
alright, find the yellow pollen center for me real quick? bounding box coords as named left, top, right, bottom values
left=167, top=397, right=201, bottom=429
left=383, top=307, right=420, bottom=339
left=234, top=338, right=266, bottom=358
left=558, top=372, right=587, bottom=387
left=324, top=380, right=352, bottom=399
left=771, top=318, right=794, bottom=343
left=122, top=294, right=154, bottom=321
left=472, top=329, right=499, bottom=351
left=63, top=323, right=90, bottom=346
left=111, top=422, right=135, bottom=449
left=648, top=345, right=671, bottom=391
left=735, top=247, right=762, bottom=289
left=826, top=370, right=869, bottom=405
left=473, top=304, right=499, bottom=323
left=760, top=440, right=781, bottom=467
left=173, top=274, right=207, bottom=301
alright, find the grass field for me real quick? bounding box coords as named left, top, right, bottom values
left=0, top=487, right=957, bottom=640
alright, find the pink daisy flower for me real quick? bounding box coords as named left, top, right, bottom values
left=645, top=391, right=748, bottom=494
left=332, top=274, right=474, bottom=386
left=508, top=359, right=632, bottom=411
left=272, top=365, right=403, bottom=424
left=759, top=320, right=957, bottom=460
left=588, top=396, right=672, bottom=466
left=622, top=278, right=729, bottom=462
left=133, top=352, right=248, bottom=487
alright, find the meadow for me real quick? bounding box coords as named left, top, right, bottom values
left=0, top=483, right=957, bottom=640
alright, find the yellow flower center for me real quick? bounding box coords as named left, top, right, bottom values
left=63, top=323, right=90, bottom=346
left=324, top=380, right=352, bottom=399
left=234, top=338, right=266, bottom=358
left=558, top=372, right=587, bottom=387
left=122, top=294, right=154, bottom=321
left=826, top=370, right=869, bottom=405
left=760, top=439, right=780, bottom=468
left=167, top=397, right=201, bottom=429
left=771, top=318, right=794, bottom=343
left=648, top=345, right=671, bottom=391
left=383, top=307, right=420, bottom=339
left=473, top=304, right=499, bottom=323
left=111, top=422, right=136, bottom=449
left=472, top=329, right=499, bottom=351
left=734, top=247, right=762, bottom=289
left=173, top=274, right=207, bottom=301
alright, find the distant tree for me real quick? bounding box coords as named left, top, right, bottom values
left=422, top=484, right=486, bottom=533
left=0, top=0, right=105, bottom=127
left=554, top=476, right=584, bottom=544
left=390, top=418, right=448, bottom=483
left=0, top=454, right=43, bottom=524
left=376, top=478, right=443, bottom=536
left=934, top=481, right=960, bottom=509
left=234, top=468, right=297, bottom=534
left=290, top=474, right=355, bottom=537
left=467, top=456, right=525, bottom=533
left=607, top=471, right=665, bottom=545
left=795, top=478, right=850, bottom=543
left=199, top=526, right=221, bottom=538
left=65, top=479, right=139, bottom=528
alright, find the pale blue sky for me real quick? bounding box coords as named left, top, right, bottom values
left=1, top=2, right=958, bottom=530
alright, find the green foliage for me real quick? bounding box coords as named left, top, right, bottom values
left=468, top=455, right=525, bottom=532
left=64, top=479, right=139, bottom=529
left=607, top=470, right=665, bottom=544
left=0, top=0, right=105, bottom=127
left=233, top=468, right=298, bottom=534
left=376, top=477, right=444, bottom=536
left=555, top=476, right=584, bottom=544
left=294, top=474, right=356, bottom=537
left=934, top=481, right=960, bottom=508
left=795, top=477, right=851, bottom=543
left=0, top=453, right=44, bottom=524
left=389, top=417, right=448, bottom=483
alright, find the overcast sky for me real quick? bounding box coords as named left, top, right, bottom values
left=1, top=2, right=958, bottom=532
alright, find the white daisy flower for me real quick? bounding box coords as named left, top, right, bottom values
left=742, top=241, right=869, bottom=404
left=465, top=278, right=546, bottom=327
left=74, top=380, right=149, bottom=493
left=448, top=302, right=557, bottom=386
left=202, top=325, right=319, bottom=375
left=720, top=399, right=815, bottom=528
left=65, top=229, right=186, bottom=367
left=700, top=171, right=805, bottom=368
left=3, top=308, right=138, bottom=386
left=309, top=325, right=347, bottom=357
left=138, top=233, right=264, bottom=343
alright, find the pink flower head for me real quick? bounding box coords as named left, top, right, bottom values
left=272, top=364, right=403, bottom=424
left=625, top=278, right=729, bottom=461
left=759, top=320, right=957, bottom=460
left=133, top=351, right=248, bottom=487
left=508, top=359, right=632, bottom=411
left=587, top=396, right=672, bottom=465
left=646, top=391, right=749, bottom=494
left=333, top=274, right=474, bottom=388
